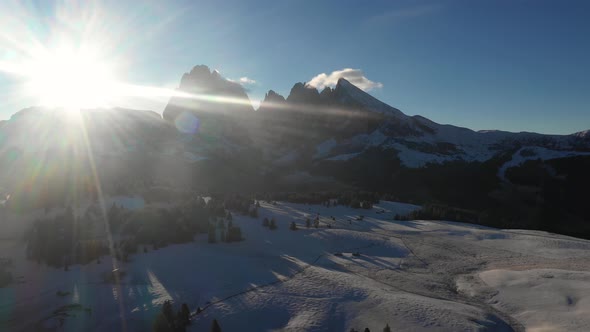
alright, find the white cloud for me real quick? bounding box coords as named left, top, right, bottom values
left=307, top=68, right=383, bottom=92
left=238, top=77, right=256, bottom=84
left=229, top=76, right=256, bottom=85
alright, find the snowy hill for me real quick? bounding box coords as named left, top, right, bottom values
left=2, top=200, right=590, bottom=331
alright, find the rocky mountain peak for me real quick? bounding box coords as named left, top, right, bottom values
left=286, top=82, right=321, bottom=104
left=319, top=87, right=334, bottom=101
left=263, top=90, right=286, bottom=104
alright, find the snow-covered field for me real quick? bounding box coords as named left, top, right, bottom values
left=2, top=200, right=590, bottom=331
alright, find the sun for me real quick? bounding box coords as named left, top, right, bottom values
left=26, top=44, right=119, bottom=109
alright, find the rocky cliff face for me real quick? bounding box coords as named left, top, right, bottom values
left=163, top=65, right=254, bottom=144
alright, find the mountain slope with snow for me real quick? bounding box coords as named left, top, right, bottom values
left=2, top=200, right=590, bottom=331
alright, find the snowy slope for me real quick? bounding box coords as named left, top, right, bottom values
left=2, top=201, right=590, bottom=331
left=335, top=78, right=406, bottom=118
left=308, top=80, right=590, bottom=168
left=497, top=146, right=590, bottom=182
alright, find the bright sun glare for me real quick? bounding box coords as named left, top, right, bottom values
left=0, top=1, right=245, bottom=113
left=27, top=45, right=118, bottom=109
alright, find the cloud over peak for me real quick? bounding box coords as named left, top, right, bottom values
left=229, top=76, right=256, bottom=85
left=307, top=68, right=383, bottom=92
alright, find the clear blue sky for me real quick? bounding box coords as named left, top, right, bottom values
left=0, top=0, right=588, bottom=134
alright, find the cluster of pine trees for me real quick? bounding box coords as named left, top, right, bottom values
left=25, top=194, right=249, bottom=267
left=262, top=217, right=277, bottom=230
left=153, top=301, right=223, bottom=332
left=208, top=214, right=242, bottom=243
left=26, top=206, right=109, bottom=267
left=152, top=300, right=191, bottom=332
left=350, top=323, right=391, bottom=332
left=259, top=191, right=380, bottom=209
left=395, top=203, right=478, bottom=224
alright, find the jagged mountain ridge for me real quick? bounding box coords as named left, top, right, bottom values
left=244, top=70, right=589, bottom=168
left=0, top=64, right=588, bottom=200
left=1, top=64, right=588, bottom=171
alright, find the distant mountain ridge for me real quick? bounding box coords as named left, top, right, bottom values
left=0, top=64, right=589, bottom=238
left=1, top=64, right=587, bottom=171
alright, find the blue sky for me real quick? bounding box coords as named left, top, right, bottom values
left=0, top=0, right=588, bottom=134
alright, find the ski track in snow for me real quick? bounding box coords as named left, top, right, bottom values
left=2, top=200, right=590, bottom=331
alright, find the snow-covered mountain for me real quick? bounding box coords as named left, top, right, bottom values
left=197, top=68, right=584, bottom=170
left=0, top=64, right=588, bottom=225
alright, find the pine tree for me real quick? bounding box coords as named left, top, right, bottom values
left=162, top=300, right=174, bottom=324
left=364, top=328, right=371, bottom=332
left=210, top=318, right=222, bottom=332
left=208, top=226, right=216, bottom=243
left=180, top=303, right=190, bottom=325
left=250, top=206, right=258, bottom=218
left=153, top=312, right=172, bottom=332
left=383, top=324, right=391, bottom=332
left=289, top=221, right=297, bottom=231
left=263, top=217, right=270, bottom=227
left=306, top=218, right=311, bottom=228
left=227, top=226, right=242, bottom=242
left=269, top=218, right=277, bottom=230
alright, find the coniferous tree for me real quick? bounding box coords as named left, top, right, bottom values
left=250, top=206, right=258, bottom=218
left=208, top=226, right=216, bottom=243
left=269, top=218, right=277, bottom=230
left=175, top=310, right=183, bottom=330
left=383, top=324, right=391, bottom=332
left=290, top=221, right=297, bottom=231
left=263, top=218, right=270, bottom=227
left=227, top=226, right=243, bottom=242
left=162, top=300, right=174, bottom=325
left=306, top=218, right=311, bottom=228
left=364, top=328, right=371, bottom=332
left=210, top=318, right=222, bottom=332
left=153, top=312, right=172, bottom=332
left=180, top=303, right=190, bottom=325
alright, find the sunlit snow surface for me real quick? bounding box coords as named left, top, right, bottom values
left=2, top=200, right=590, bottom=331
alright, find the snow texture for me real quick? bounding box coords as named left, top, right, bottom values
left=2, top=200, right=590, bottom=331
